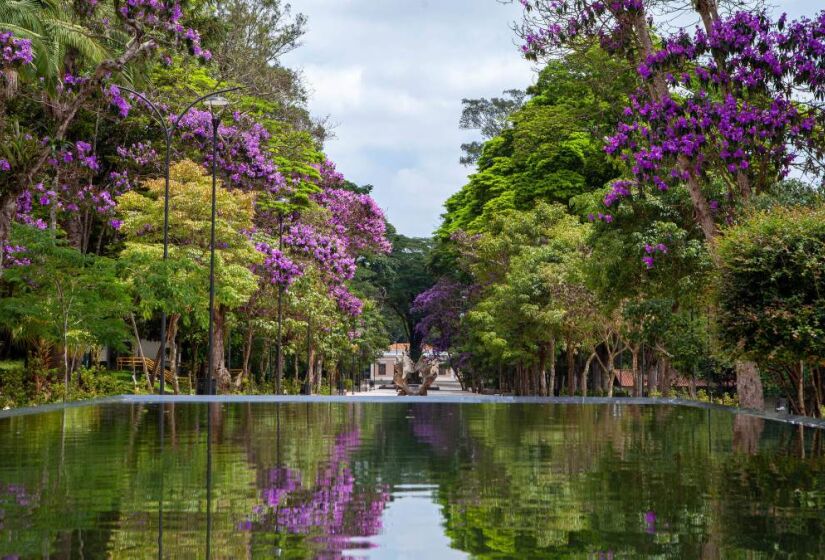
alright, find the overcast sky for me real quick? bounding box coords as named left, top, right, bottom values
left=283, top=0, right=820, bottom=238
left=282, top=0, right=533, bottom=237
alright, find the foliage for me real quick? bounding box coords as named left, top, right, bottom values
left=0, top=0, right=394, bottom=401
left=438, top=47, right=631, bottom=237
left=717, top=204, right=825, bottom=415
left=718, top=204, right=825, bottom=364
left=358, top=226, right=434, bottom=357
left=118, top=159, right=259, bottom=322
left=0, top=224, right=130, bottom=365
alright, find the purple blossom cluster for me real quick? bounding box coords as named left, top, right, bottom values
left=177, top=109, right=287, bottom=194
left=313, top=188, right=392, bottom=255
left=1, top=244, right=31, bottom=267
left=255, top=241, right=303, bottom=287
left=0, top=31, right=33, bottom=69
left=520, top=2, right=825, bottom=222
left=59, top=73, right=89, bottom=94
left=329, top=284, right=364, bottom=316
left=106, top=85, right=131, bottom=118
left=15, top=191, right=46, bottom=230
left=313, top=159, right=346, bottom=188
left=412, top=278, right=466, bottom=352
left=605, top=10, right=825, bottom=200
left=117, top=0, right=210, bottom=61
left=15, top=139, right=128, bottom=230
left=243, top=429, right=389, bottom=556
left=116, top=142, right=158, bottom=168
left=587, top=211, right=614, bottom=223
left=105, top=92, right=389, bottom=317
left=519, top=0, right=645, bottom=56
left=283, top=224, right=356, bottom=283
left=641, top=242, right=668, bottom=269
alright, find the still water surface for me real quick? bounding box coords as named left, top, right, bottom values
left=0, top=402, right=823, bottom=559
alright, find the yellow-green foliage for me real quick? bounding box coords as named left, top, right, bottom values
left=117, top=160, right=259, bottom=316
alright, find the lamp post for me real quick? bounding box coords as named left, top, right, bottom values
left=275, top=196, right=288, bottom=395
left=117, top=86, right=240, bottom=395
left=203, top=95, right=231, bottom=396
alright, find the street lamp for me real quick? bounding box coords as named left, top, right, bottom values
left=203, top=95, right=231, bottom=396
left=117, top=86, right=240, bottom=395
left=275, top=196, right=288, bottom=395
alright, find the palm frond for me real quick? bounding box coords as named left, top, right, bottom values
left=46, top=18, right=109, bottom=65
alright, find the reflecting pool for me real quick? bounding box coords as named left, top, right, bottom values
left=0, top=402, right=824, bottom=558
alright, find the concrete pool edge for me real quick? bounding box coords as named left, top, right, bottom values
left=1, top=394, right=824, bottom=429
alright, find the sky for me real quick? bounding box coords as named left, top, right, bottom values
left=283, top=0, right=821, bottom=238
left=282, top=0, right=534, bottom=237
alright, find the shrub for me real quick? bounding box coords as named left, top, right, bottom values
left=0, top=360, right=27, bottom=409
left=717, top=204, right=825, bottom=416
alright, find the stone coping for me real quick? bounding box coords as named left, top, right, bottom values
left=1, top=395, right=824, bottom=429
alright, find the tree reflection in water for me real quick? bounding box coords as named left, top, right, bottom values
left=243, top=428, right=390, bottom=557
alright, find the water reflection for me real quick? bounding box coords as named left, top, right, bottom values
left=243, top=428, right=390, bottom=556
left=0, top=403, right=824, bottom=558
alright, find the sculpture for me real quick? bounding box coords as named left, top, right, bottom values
left=393, top=353, right=439, bottom=396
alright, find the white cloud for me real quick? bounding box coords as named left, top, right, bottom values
left=283, top=0, right=534, bottom=237
left=302, top=65, right=365, bottom=112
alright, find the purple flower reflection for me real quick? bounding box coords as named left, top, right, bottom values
left=244, top=429, right=389, bottom=557
left=644, top=510, right=656, bottom=534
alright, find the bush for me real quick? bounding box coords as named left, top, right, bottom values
left=717, top=204, right=825, bottom=416
left=0, top=360, right=27, bottom=409
left=718, top=204, right=825, bottom=365
left=48, top=367, right=134, bottom=402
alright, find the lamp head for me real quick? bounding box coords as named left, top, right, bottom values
left=203, top=95, right=230, bottom=109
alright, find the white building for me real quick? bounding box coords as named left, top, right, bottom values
left=369, top=343, right=456, bottom=383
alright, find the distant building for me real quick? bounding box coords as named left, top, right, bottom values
left=369, top=343, right=456, bottom=381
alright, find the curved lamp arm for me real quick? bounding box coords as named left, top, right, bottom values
left=112, top=86, right=170, bottom=134
left=111, top=85, right=243, bottom=133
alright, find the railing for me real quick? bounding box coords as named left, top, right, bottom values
left=116, top=356, right=179, bottom=386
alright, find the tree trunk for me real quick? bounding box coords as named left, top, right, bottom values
left=582, top=352, right=596, bottom=398
left=538, top=345, right=548, bottom=396
left=305, top=344, right=316, bottom=395
left=548, top=338, right=556, bottom=397
left=239, top=322, right=254, bottom=389
left=735, top=360, right=764, bottom=410
left=797, top=361, right=806, bottom=417
left=631, top=348, right=639, bottom=397
left=129, top=313, right=152, bottom=391
left=315, top=356, right=324, bottom=394
left=168, top=318, right=180, bottom=395
left=647, top=355, right=658, bottom=395
left=211, top=306, right=231, bottom=392
left=658, top=356, right=671, bottom=395
left=566, top=338, right=576, bottom=395
left=607, top=360, right=616, bottom=397
left=151, top=313, right=180, bottom=391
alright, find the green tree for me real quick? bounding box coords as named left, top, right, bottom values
left=717, top=204, right=825, bottom=416
left=0, top=224, right=129, bottom=393
left=459, top=203, right=591, bottom=395
left=439, top=46, right=633, bottom=238
left=117, top=160, right=259, bottom=391
left=358, top=226, right=433, bottom=360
